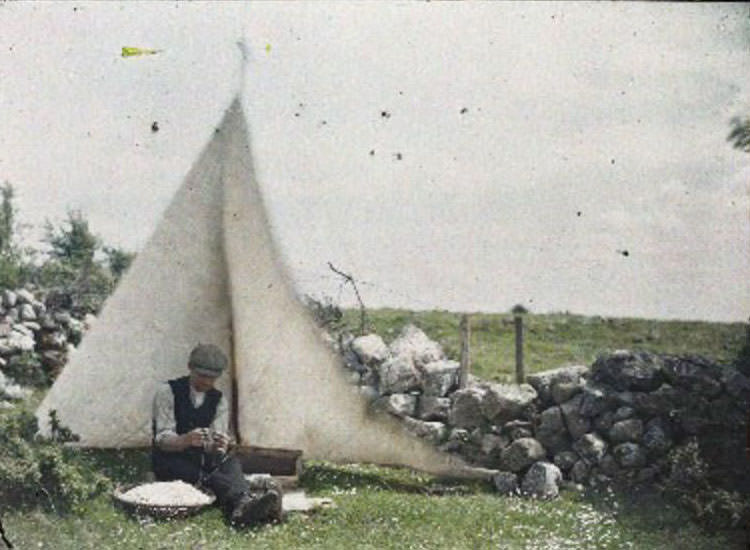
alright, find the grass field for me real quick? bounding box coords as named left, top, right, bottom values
left=344, top=308, right=748, bottom=381
left=2, top=310, right=748, bottom=549
left=3, top=455, right=744, bottom=549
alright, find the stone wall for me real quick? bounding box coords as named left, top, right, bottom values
left=336, top=325, right=750, bottom=498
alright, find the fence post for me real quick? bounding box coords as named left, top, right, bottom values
left=459, top=314, right=470, bottom=388
left=514, top=313, right=525, bottom=384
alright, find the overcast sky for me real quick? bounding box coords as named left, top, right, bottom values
left=1, top=2, right=749, bottom=322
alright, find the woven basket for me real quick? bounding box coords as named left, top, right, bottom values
left=113, top=483, right=216, bottom=519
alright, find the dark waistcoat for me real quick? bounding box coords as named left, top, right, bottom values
left=151, top=376, right=222, bottom=473
left=168, top=376, right=222, bottom=435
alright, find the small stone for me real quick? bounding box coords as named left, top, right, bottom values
left=481, top=433, right=508, bottom=457
left=19, top=304, right=37, bottom=321
left=418, top=396, right=451, bottom=422
left=608, top=419, right=643, bottom=443
left=570, top=460, right=590, bottom=483
left=493, top=472, right=519, bottom=495
left=389, top=324, right=444, bottom=367
left=2, top=290, right=17, bottom=308
left=613, top=406, right=635, bottom=421
left=377, top=355, right=420, bottom=394
left=593, top=411, right=615, bottom=433
left=642, top=418, right=673, bottom=456
left=580, top=384, right=609, bottom=417
left=499, top=437, right=546, bottom=472
left=421, top=359, right=459, bottom=397
left=536, top=406, right=569, bottom=453
left=553, top=450, right=578, bottom=471
left=573, top=433, right=607, bottom=464
left=613, top=442, right=647, bottom=469
left=503, top=420, right=533, bottom=441
left=22, top=321, right=41, bottom=332
left=403, top=417, right=447, bottom=444
left=521, top=462, right=562, bottom=499
left=599, top=454, right=619, bottom=476
left=449, top=386, right=486, bottom=429
left=560, top=394, right=590, bottom=440
left=372, top=393, right=417, bottom=417
left=358, top=385, right=379, bottom=402
left=15, top=289, right=35, bottom=304
left=351, top=334, right=389, bottom=366
left=480, top=382, right=537, bottom=424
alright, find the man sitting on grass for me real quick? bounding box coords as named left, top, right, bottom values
left=152, top=343, right=282, bottom=526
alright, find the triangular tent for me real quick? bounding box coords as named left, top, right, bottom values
left=37, top=97, right=486, bottom=478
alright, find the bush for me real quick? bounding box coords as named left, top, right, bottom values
left=0, top=408, right=109, bottom=513
left=4, top=352, right=47, bottom=387
left=661, top=438, right=750, bottom=531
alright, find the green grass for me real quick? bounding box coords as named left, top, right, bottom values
left=3, top=310, right=748, bottom=548
left=345, top=308, right=747, bottom=382
left=3, top=456, right=744, bottom=549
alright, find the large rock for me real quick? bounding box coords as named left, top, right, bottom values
left=662, top=356, right=723, bottom=398
left=421, top=359, right=459, bottom=397
left=493, top=472, right=519, bottom=495
left=590, top=350, right=665, bottom=392
left=449, top=387, right=486, bottom=429
left=613, top=443, right=647, bottom=469
left=351, top=334, right=389, bottom=366
left=608, top=419, right=643, bottom=443
left=573, top=433, right=607, bottom=464
left=418, top=396, right=451, bottom=422
left=560, top=394, right=590, bottom=440
left=376, top=355, right=420, bottom=394
left=403, top=417, right=447, bottom=444
left=499, top=437, right=546, bottom=472
left=527, top=365, right=588, bottom=405
left=521, top=462, right=562, bottom=499
left=373, top=393, right=417, bottom=417
left=535, top=406, right=569, bottom=453
left=389, top=324, right=444, bottom=367
left=480, top=382, right=537, bottom=424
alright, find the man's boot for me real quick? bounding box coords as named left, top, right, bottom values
left=230, top=490, right=282, bottom=526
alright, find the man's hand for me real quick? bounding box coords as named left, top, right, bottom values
left=212, top=432, right=232, bottom=454
left=182, top=429, right=207, bottom=449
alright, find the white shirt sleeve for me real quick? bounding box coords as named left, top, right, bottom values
left=152, top=383, right=182, bottom=451
left=211, top=395, right=230, bottom=437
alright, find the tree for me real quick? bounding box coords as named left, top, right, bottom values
left=728, top=116, right=750, bottom=374
left=45, top=211, right=99, bottom=271
left=0, top=182, right=25, bottom=288
left=39, top=211, right=112, bottom=314
left=103, top=246, right=135, bottom=282
left=727, top=117, right=750, bottom=153
left=0, top=182, right=14, bottom=257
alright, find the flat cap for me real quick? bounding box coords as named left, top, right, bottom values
left=188, top=344, right=228, bottom=377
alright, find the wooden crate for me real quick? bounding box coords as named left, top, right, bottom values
left=234, top=446, right=303, bottom=477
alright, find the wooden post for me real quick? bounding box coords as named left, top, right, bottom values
left=459, top=314, right=470, bottom=388
left=514, top=314, right=525, bottom=384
